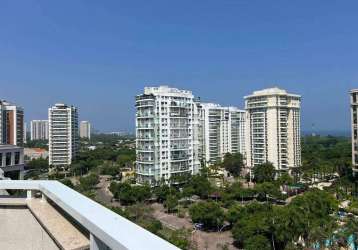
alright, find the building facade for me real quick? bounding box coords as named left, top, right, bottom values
left=48, top=104, right=79, bottom=167
left=30, top=120, right=49, bottom=140
left=0, top=144, right=24, bottom=179
left=135, top=86, right=201, bottom=185
left=245, top=87, right=301, bottom=173
left=350, top=89, right=358, bottom=173
left=79, top=121, right=91, bottom=139
left=199, top=103, right=246, bottom=165
left=0, top=100, right=24, bottom=146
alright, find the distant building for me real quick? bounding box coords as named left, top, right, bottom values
left=30, top=120, right=49, bottom=140
left=80, top=121, right=91, bottom=139
left=24, top=122, right=27, bottom=144
left=0, top=100, right=24, bottom=146
left=0, top=144, right=24, bottom=179
left=48, top=104, right=79, bottom=167
left=350, top=89, right=358, bottom=173
left=245, top=87, right=301, bottom=174
left=24, top=148, right=49, bottom=160
left=199, top=103, right=246, bottom=165
left=135, top=86, right=201, bottom=185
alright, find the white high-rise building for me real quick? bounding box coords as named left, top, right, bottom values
left=135, top=86, right=201, bottom=185
left=199, top=103, right=246, bottom=165
left=350, top=89, right=358, bottom=173
left=48, top=104, right=79, bottom=167
left=245, top=87, right=301, bottom=173
left=80, top=121, right=91, bottom=139
left=30, top=120, right=49, bottom=140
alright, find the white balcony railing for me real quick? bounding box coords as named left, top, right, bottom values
left=0, top=180, right=179, bottom=250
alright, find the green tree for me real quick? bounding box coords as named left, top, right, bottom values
left=253, top=162, right=276, bottom=183
left=184, top=173, right=212, bottom=199
left=276, top=172, right=294, bottom=186
left=27, top=158, right=49, bottom=171
left=61, top=178, right=74, bottom=189
left=222, top=153, right=244, bottom=177
left=164, top=195, right=178, bottom=213
left=255, top=182, right=282, bottom=201
left=166, top=229, right=190, bottom=250
left=79, top=173, right=99, bottom=191
left=189, top=201, right=224, bottom=230
left=244, top=235, right=271, bottom=250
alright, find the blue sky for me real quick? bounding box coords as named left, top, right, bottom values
left=1, top=1, right=357, bottom=133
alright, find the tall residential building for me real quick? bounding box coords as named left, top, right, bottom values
left=0, top=100, right=24, bottom=146
left=350, top=89, right=358, bottom=173
left=80, top=121, right=91, bottom=139
left=30, top=120, right=49, bottom=140
left=245, top=87, right=301, bottom=173
left=48, top=104, right=79, bottom=167
left=135, top=86, right=201, bottom=185
left=199, top=103, right=246, bottom=165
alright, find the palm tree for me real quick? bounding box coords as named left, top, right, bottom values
left=344, top=218, right=358, bottom=250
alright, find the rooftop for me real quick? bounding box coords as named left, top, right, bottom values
left=245, top=87, right=301, bottom=99
left=143, top=86, right=194, bottom=98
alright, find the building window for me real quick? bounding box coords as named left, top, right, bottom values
left=15, top=152, right=20, bottom=165
left=6, top=152, right=12, bottom=166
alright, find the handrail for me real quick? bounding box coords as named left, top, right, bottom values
left=0, top=180, right=179, bottom=250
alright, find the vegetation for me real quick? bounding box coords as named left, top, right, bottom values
left=253, top=162, right=276, bottom=183
left=221, top=153, right=244, bottom=177
left=30, top=135, right=358, bottom=250
left=232, top=190, right=338, bottom=250
left=189, top=201, right=225, bottom=230
left=109, top=182, right=151, bottom=205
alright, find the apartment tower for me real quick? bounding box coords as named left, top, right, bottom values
left=135, top=86, right=201, bottom=185
left=350, top=89, right=358, bottom=173
left=48, top=104, right=79, bottom=167
left=30, top=120, right=49, bottom=140
left=0, top=100, right=24, bottom=146
left=80, top=121, right=91, bottom=139
left=245, top=87, right=301, bottom=173
left=199, top=103, right=246, bottom=165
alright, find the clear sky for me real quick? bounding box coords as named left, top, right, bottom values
left=1, top=1, right=357, bottom=133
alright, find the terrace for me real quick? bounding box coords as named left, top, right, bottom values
left=0, top=180, right=178, bottom=250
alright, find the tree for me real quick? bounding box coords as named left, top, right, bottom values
left=255, top=182, right=282, bottom=201
left=253, top=162, right=276, bottom=183
left=226, top=204, right=246, bottom=225
left=79, top=173, right=99, bottom=191
left=144, top=219, right=163, bottom=234
left=61, top=178, right=74, bottom=189
left=189, top=201, right=224, bottom=230
left=27, top=158, right=49, bottom=171
left=100, top=163, right=119, bottom=176
left=244, top=235, right=271, bottom=250
left=222, top=153, right=244, bottom=177
left=184, top=173, right=212, bottom=199
left=110, top=182, right=151, bottom=205
left=164, top=195, right=178, bottom=213
left=232, top=203, right=271, bottom=246
left=166, top=229, right=190, bottom=250
left=276, top=172, right=294, bottom=186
